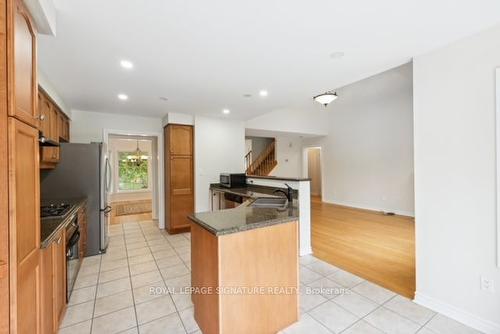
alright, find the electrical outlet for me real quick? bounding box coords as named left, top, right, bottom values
left=480, top=276, right=495, bottom=293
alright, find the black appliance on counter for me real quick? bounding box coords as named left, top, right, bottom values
left=41, top=143, right=111, bottom=256
left=220, top=173, right=247, bottom=188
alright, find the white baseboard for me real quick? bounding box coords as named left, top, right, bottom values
left=322, top=199, right=415, bottom=218
left=414, top=292, right=500, bottom=334
left=300, top=247, right=313, bottom=257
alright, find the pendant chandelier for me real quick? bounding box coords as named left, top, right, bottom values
left=313, top=91, right=338, bottom=107
left=126, top=140, right=149, bottom=166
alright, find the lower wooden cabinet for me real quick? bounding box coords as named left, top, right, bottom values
left=53, top=230, right=66, bottom=326
left=8, top=117, right=41, bottom=334
left=40, top=230, right=66, bottom=334
left=40, top=246, right=54, bottom=334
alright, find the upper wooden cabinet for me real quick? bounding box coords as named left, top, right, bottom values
left=9, top=0, right=38, bottom=128
left=169, top=125, right=193, bottom=156
left=164, top=124, right=194, bottom=234
left=8, top=117, right=41, bottom=334
left=38, top=88, right=70, bottom=168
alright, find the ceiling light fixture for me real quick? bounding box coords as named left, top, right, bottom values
left=222, top=109, right=230, bottom=115
left=259, top=90, right=268, bottom=97
left=118, top=94, right=128, bottom=101
left=313, top=91, right=338, bottom=107
left=120, top=60, right=134, bottom=69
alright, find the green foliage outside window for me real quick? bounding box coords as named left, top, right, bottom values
left=118, top=152, right=149, bottom=191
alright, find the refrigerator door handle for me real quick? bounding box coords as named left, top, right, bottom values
left=105, top=157, right=112, bottom=192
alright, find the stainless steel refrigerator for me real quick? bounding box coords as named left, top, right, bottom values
left=41, top=142, right=112, bottom=255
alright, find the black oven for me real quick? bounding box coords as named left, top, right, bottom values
left=66, top=213, right=82, bottom=300
left=220, top=173, right=247, bottom=188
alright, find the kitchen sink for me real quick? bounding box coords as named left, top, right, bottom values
left=250, top=197, right=288, bottom=209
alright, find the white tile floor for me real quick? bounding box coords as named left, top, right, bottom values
left=59, top=220, right=481, bottom=334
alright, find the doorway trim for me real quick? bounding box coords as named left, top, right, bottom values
left=302, top=146, right=325, bottom=200
left=103, top=128, right=165, bottom=229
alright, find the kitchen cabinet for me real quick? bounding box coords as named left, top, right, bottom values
left=40, top=244, right=54, bottom=334
left=40, top=229, right=66, bottom=334
left=38, top=88, right=70, bottom=169
left=164, top=124, right=194, bottom=234
left=53, top=230, right=66, bottom=327
left=8, top=0, right=38, bottom=128
left=2, top=1, right=41, bottom=333
left=8, top=117, right=41, bottom=334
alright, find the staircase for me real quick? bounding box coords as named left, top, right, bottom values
left=245, top=140, right=277, bottom=176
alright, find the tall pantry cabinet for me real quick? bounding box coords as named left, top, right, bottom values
left=164, top=124, right=194, bottom=234
left=1, top=0, right=41, bottom=333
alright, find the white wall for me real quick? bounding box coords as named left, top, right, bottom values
left=246, top=107, right=329, bottom=136
left=304, top=63, right=414, bottom=216
left=71, top=110, right=162, bottom=143
left=38, top=70, right=70, bottom=116
left=413, top=24, right=500, bottom=334
left=269, top=135, right=303, bottom=178
left=194, top=116, right=245, bottom=212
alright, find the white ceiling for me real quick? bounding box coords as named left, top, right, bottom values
left=38, top=0, right=500, bottom=120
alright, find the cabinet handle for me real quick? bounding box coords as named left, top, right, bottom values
left=56, top=237, right=62, bottom=244
left=36, top=115, right=45, bottom=121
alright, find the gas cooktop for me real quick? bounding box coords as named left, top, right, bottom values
left=41, top=203, right=71, bottom=219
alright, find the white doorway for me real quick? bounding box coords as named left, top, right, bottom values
left=302, top=146, right=324, bottom=200
left=103, top=129, right=164, bottom=229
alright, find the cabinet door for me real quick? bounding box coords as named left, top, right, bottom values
left=8, top=117, right=41, bottom=334
left=49, top=106, right=58, bottom=142
left=169, top=156, right=194, bottom=229
left=9, top=0, right=38, bottom=128
left=40, top=245, right=54, bottom=334
left=169, top=125, right=193, bottom=156
left=53, top=230, right=66, bottom=327
left=38, top=92, right=50, bottom=137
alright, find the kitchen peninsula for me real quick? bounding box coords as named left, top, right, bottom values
left=188, top=176, right=311, bottom=334
left=189, top=203, right=299, bottom=334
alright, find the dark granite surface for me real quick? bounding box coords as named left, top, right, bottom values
left=188, top=203, right=299, bottom=236
left=210, top=183, right=298, bottom=199
left=40, top=197, right=87, bottom=249
left=246, top=175, right=311, bottom=182
left=191, top=184, right=300, bottom=236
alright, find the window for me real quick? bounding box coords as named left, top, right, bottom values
left=118, top=151, right=149, bottom=191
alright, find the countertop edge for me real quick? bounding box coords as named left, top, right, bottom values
left=246, top=175, right=311, bottom=182
left=41, top=199, right=87, bottom=249
left=188, top=213, right=298, bottom=236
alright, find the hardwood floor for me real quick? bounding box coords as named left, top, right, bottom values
left=311, top=196, right=415, bottom=298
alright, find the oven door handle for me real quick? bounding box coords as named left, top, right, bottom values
left=68, top=230, right=80, bottom=248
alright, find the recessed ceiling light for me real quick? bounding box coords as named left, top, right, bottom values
left=120, top=60, right=134, bottom=69
left=243, top=93, right=252, bottom=98
left=259, top=90, right=268, bottom=97
left=330, top=52, right=345, bottom=59
left=222, top=109, right=230, bottom=114
left=118, top=94, right=128, bottom=100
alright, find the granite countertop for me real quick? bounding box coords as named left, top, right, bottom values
left=188, top=198, right=299, bottom=236
left=246, top=175, right=311, bottom=182
left=210, top=183, right=283, bottom=199
left=40, top=197, right=87, bottom=249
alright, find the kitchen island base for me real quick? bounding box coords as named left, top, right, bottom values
left=191, top=221, right=299, bottom=334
